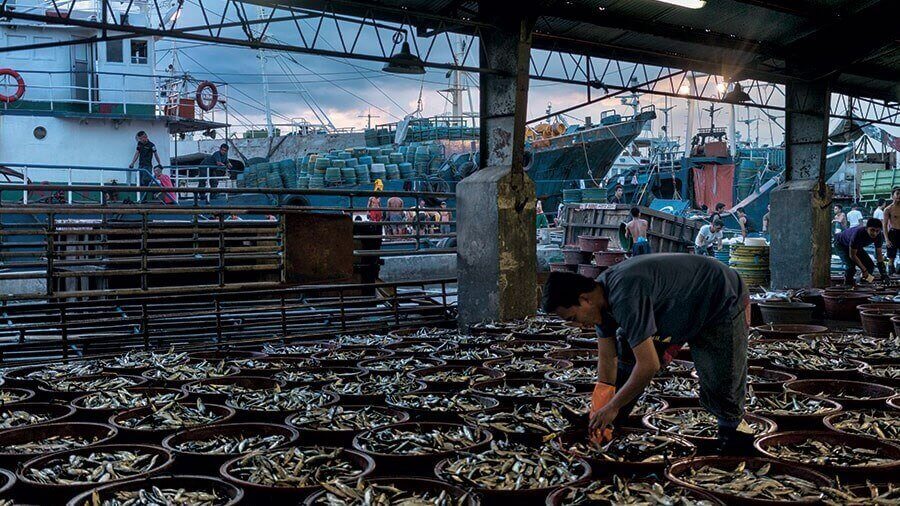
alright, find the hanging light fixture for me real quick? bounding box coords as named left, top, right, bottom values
left=722, top=83, right=752, bottom=104
left=383, top=42, right=426, bottom=75
left=650, top=0, right=706, bottom=8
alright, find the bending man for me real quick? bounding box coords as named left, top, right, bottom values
left=542, top=254, right=751, bottom=454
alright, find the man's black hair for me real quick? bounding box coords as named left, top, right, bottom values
left=866, top=218, right=883, bottom=229
left=220, top=143, right=228, bottom=150
left=878, top=198, right=886, bottom=206
left=700, top=204, right=709, bottom=212
left=136, top=131, right=146, bottom=138
left=541, top=271, right=597, bottom=313
left=736, top=207, right=745, bottom=214
left=893, top=186, right=900, bottom=194
left=852, top=203, right=859, bottom=209
left=835, top=204, right=843, bottom=211
left=712, top=219, right=724, bottom=228
left=614, top=184, right=623, bottom=190
left=630, top=207, right=640, bottom=217
left=715, top=202, right=725, bottom=211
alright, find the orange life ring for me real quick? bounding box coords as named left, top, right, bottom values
left=196, top=81, right=218, bottom=111
left=0, top=69, right=25, bottom=103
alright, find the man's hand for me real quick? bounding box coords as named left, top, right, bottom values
left=589, top=403, right=619, bottom=434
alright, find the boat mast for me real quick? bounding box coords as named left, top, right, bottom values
left=258, top=6, right=274, bottom=138
left=683, top=75, right=697, bottom=157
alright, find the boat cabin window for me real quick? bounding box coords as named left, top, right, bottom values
left=130, top=40, right=148, bottom=64
left=107, top=40, right=123, bottom=63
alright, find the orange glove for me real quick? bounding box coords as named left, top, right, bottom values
left=590, top=381, right=616, bottom=443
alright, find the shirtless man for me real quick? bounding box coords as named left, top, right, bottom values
left=626, top=207, right=651, bottom=256
left=881, top=187, right=900, bottom=275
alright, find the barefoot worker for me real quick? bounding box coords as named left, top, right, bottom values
left=541, top=254, right=751, bottom=453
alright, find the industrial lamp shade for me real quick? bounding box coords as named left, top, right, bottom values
left=722, top=83, right=752, bottom=103
left=383, top=42, right=426, bottom=75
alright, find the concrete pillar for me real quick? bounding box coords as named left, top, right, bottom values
left=769, top=80, right=832, bottom=288
left=457, top=15, right=537, bottom=326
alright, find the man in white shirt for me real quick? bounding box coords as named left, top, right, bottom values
left=695, top=219, right=724, bottom=256
left=847, top=204, right=864, bottom=227
left=874, top=199, right=886, bottom=220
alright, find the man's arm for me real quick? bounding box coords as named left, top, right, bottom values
left=739, top=217, right=747, bottom=237
left=876, top=246, right=886, bottom=275
left=849, top=247, right=870, bottom=276
left=590, top=338, right=659, bottom=431
left=884, top=207, right=892, bottom=247
left=129, top=150, right=139, bottom=168
left=596, top=337, right=616, bottom=385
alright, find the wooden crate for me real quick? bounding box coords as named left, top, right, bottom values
left=563, top=203, right=702, bottom=253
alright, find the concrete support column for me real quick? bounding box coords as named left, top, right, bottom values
left=457, top=14, right=537, bottom=327
left=769, top=80, right=832, bottom=288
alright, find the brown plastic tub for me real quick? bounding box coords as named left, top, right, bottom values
left=187, top=349, right=267, bottom=362
left=311, top=348, right=394, bottom=367
left=757, top=301, right=817, bottom=324
left=181, top=375, right=284, bottom=404
left=747, top=367, right=797, bottom=392
left=547, top=478, right=722, bottom=506
left=69, top=387, right=187, bottom=423
left=303, top=477, right=477, bottom=506
left=110, top=401, right=235, bottom=443
left=746, top=391, right=842, bottom=430
left=562, top=247, right=592, bottom=265
left=220, top=447, right=374, bottom=504
left=549, top=262, right=577, bottom=273
left=0, top=468, right=14, bottom=500
left=577, top=263, right=602, bottom=279
left=0, top=387, right=35, bottom=406
left=140, top=362, right=242, bottom=389
left=665, top=456, right=832, bottom=505
left=273, top=366, right=367, bottom=388
left=555, top=427, right=695, bottom=475
left=470, top=379, right=576, bottom=406
left=287, top=405, right=409, bottom=447
left=489, top=339, right=570, bottom=358
left=577, top=235, right=610, bottom=252
left=385, top=393, right=498, bottom=423
left=17, top=444, right=173, bottom=504
left=751, top=324, right=827, bottom=340
left=238, top=356, right=319, bottom=376
left=162, top=422, right=298, bottom=475
left=0, top=422, right=117, bottom=469
left=408, top=366, right=504, bottom=392
left=0, top=402, right=75, bottom=430
left=352, top=422, right=491, bottom=477
left=36, top=373, right=147, bottom=401
left=642, top=408, right=777, bottom=446
left=785, top=379, right=896, bottom=410
left=594, top=250, right=626, bottom=267
left=67, top=475, right=243, bottom=506
left=484, top=358, right=571, bottom=380
left=754, top=430, right=900, bottom=483
left=545, top=348, right=596, bottom=366
left=860, top=309, right=900, bottom=338
left=823, top=292, right=870, bottom=321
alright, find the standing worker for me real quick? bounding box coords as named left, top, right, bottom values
left=874, top=198, right=886, bottom=220
left=609, top=185, right=625, bottom=204
left=834, top=218, right=886, bottom=284
left=736, top=207, right=750, bottom=239
left=882, top=187, right=900, bottom=275
left=541, top=255, right=752, bottom=454
left=200, top=143, right=233, bottom=189
left=846, top=204, right=864, bottom=228
left=625, top=207, right=650, bottom=256
left=833, top=204, right=848, bottom=234
left=536, top=200, right=549, bottom=229
left=128, top=131, right=162, bottom=187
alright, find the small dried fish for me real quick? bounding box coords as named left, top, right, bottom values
left=644, top=377, right=699, bottom=399
left=546, top=366, right=596, bottom=384
left=863, top=364, right=900, bottom=381
left=748, top=339, right=816, bottom=360
left=228, top=447, right=367, bottom=487
left=823, top=482, right=900, bottom=505
left=360, top=357, right=442, bottom=373
left=143, top=361, right=237, bottom=382
left=332, top=334, right=398, bottom=347
left=117, top=399, right=224, bottom=431
left=263, top=342, right=332, bottom=355
left=546, top=394, right=592, bottom=417
left=74, top=389, right=182, bottom=411
left=823, top=335, right=900, bottom=362
left=0, top=388, right=30, bottom=404
left=308, top=480, right=464, bottom=506
left=273, top=368, right=360, bottom=385
left=386, top=393, right=496, bottom=414
left=432, top=348, right=510, bottom=362
left=46, top=375, right=142, bottom=393
left=438, top=443, right=585, bottom=491
left=228, top=387, right=331, bottom=412
left=98, top=486, right=228, bottom=506
left=747, top=392, right=838, bottom=416
left=0, top=409, right=53, bottom=429
left=171, top=432, right=288, bottom=454
left=565, top=431, right=694, bottom=463
left=413, top=367, right=498, bottom=386
left=288, top=405, right=403, bottom=432
left=647, top=409, right=768, bottom=439
left=488, top=358, right=562, bottom=375
left=767, top=351, right=861, bottom=372
left=765, top=439, right=896, bottom=467
left=682, top=462, right=823, bottom=502
left=466, top=403, right=570, bottom=435
left=388, top=341, right=456, bottom=355
left=629, top=395, right=667, bottom=418
left=3, top=433, right=107, bottom=454
left=327, top=373, right=422, bottom=397
left=316, top=349, right=390, bottom=362
left=559, top=476, right=716, bottom=505
left=491, top=341, right=563, bottom=354
left=355, top=424, right=482, bottom=455
left=21, top=362, right=102, bottom=382
left=828, top=410, right=900, bottom=440
left=241, top=358, right=314, bottom=372
left=99, top=349, right=189, bottom=370
left=25, top=449, right=163, bottom=485
left=474, top=380, right=573, bottom=398
left=184, top=380, right=269, bottom=397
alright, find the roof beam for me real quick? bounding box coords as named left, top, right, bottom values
left=726, top=0, right=842, bottom=22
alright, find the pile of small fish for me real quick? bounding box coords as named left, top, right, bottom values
left=646, top=409, right=768, bottom=439
left=799, top=385, right=879, bottom=401
left=748, top=339, right=815, bottom=360
left=645, top=377, right=699, bottom=399
left=748, top=392, right=837, bottom=416
left=0, top=409, right=53, bottom=429
left=143, top=361, right=236, bottom=382
left=828, top=410, right=900, bottom=440
left=355, top=424, right=482, bottom=455
left=413, top=367, right=497, bottom=386
left=629, top=395, right=667, bottom=418
left=48, top=375, right=142, bottom=393
left=241, top=358, right=312, bottom=372
left=227, top=447, right=367, bottom=487
left=170, top=432, right=288, bottom=454
left=432, top=349, right=510, bottom=362
left=360, top=357, right=442, bottom=373
left=764, top=439, right=896, bottom=467
left=273, top=368, right=360, bottom=385
left=445, top=334, right=504, bottom=346
left=864, top=364, right=899, bottom=381
left=664, top=361, right=695, bottom=376
left=466, top=403, right=570, bottom=435
left=3, top=433, right=106, bottom=454
left=491, top=341, right=559, bottom=354
left=334, top=334, right=398, bottom=347
left=92, top=485, right=229, bottom=506
left=21, top=362, right=101, bottom=382
left=184, top=381, right=267, bottom=397
left=228, top=387, right=330, bottom=412
left=25, top=449, right=162, bottom=485
left=438, top=444, right=585, bottom=491
left=766, top=352, right=861, bottom=373
left=547, top=394, right=591, bottom=417
left=558, top=476, right=716, bottom=505
left=825, top=335, right=900, bottom=362
left=822, top=482, right=900, bottom=505
left=288, top=406, right=403, bottom=432
left=116, top=399, right=223, bottom=431
left=327, top=374, right=422, bottom=397
left=474, top=380, right=572, bottom=398
left=386, top=393, right=496, bottom=414
left=565, top=431, right=694, bottom=463
left=262, top=342, right=332, bottom=355
left=99, top=349, right=189, bottom=370
left=488, top=358, right=561, bottom=375
left=320, top=349, right=388, bottom=362
left=389, top=341, right=455, bottom=355
left=74, top=389, right=182, bottom=411
left=309, top=481, right=465, bottom=506
left=546, top=366, right=595, bottom=384
left=0, top=388, right=29, bottom=404
left=680, top=461, right=823, bottom=502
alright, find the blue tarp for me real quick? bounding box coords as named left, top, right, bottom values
left=649, top=199, right=692, bottom=215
